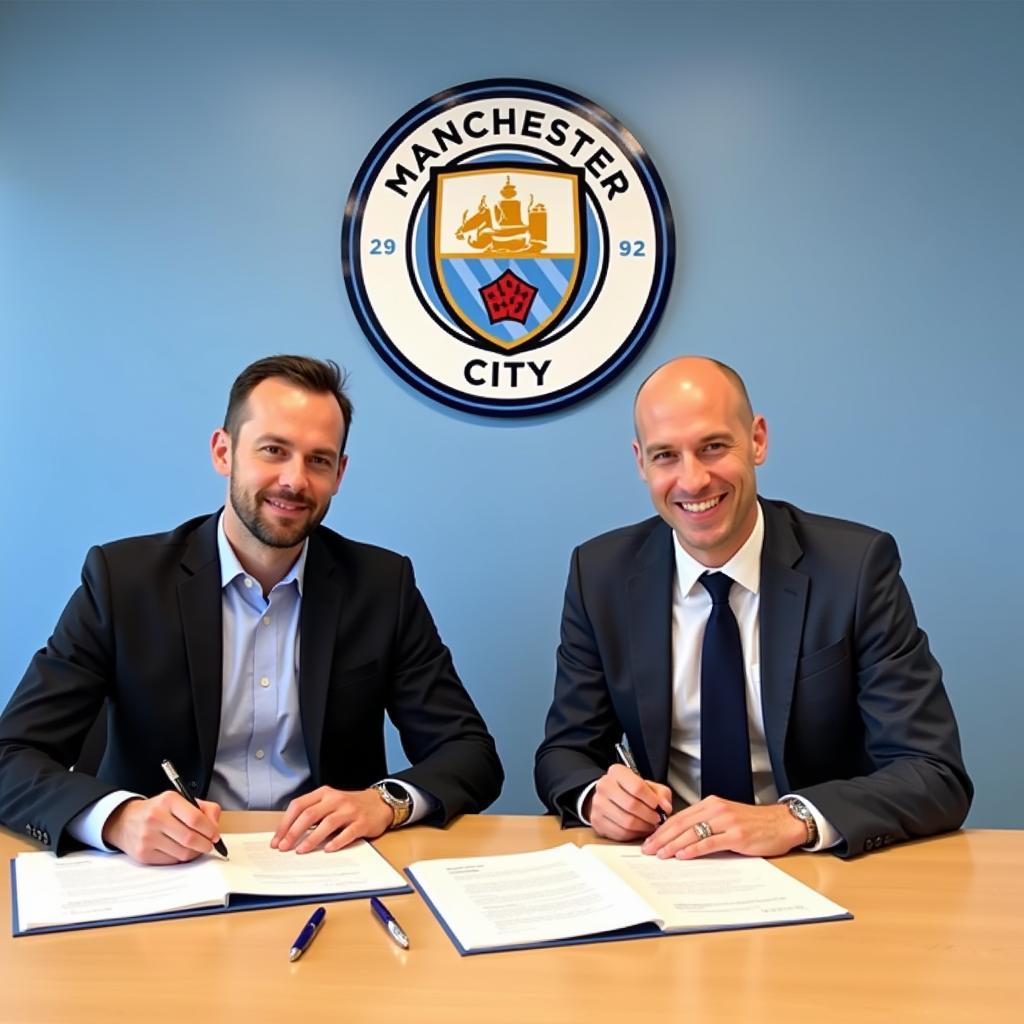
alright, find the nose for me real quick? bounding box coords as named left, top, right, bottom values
left=674, top=453, right=711, bottom=496
left=277, top=455, right=309, bottom=494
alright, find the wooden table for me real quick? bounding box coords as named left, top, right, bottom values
left=2, top=814, right=1021, bottom=1022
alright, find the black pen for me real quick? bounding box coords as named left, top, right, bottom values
left=614, top=742, right=668, bottom=824
left=289, top=906, right=326, bottom=961
left=370, top=896, right=410, bottom=949
left=160, top=759, right=229, bottom=858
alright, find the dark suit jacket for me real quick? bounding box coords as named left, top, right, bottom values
left=534, top=499, right=972, bottom=857
left=0, top=514, right=503, bottom=854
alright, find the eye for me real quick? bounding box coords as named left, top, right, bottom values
left=261, top=445, right=283, bottom=456
left=309, top=456, right=333, bottom=468
left=703, top=442, right=725, bottom=454
left=650, top=450, right=676, bottom=463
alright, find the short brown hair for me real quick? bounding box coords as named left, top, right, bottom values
left=224, top=355, right=353, bottom=453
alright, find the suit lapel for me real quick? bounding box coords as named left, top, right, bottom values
left=298, top=532, right=343, bottom=784
left=758, top=500, right=807, bottom=795
left=626, top=521, right=675, bottom=781
left=178, top=515, right=224, bottom=786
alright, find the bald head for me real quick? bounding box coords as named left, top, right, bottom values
left=631, top=356, right=767, bottom=567
left=633, top=357, right=753, bottom=441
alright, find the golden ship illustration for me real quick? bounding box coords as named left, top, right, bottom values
left=454, top=176, right=548, bottom=255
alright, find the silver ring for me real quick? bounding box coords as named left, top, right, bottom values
left=693, top=821, right=713, bottom=842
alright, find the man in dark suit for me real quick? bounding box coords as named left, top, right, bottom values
left=0, top=355, right=502, bottom=862
left=535, top=356, right=970, bottom=858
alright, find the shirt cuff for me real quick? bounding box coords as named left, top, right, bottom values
left=575, top=781, right=599, bottom=826
left=65, top=791, right=143, bottom=852
left=381, top=778, right=435, bottom=827
left=779, top=793, right=841, bottom=851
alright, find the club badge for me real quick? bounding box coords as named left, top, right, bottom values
left=343, top=79, right=674, bottom=417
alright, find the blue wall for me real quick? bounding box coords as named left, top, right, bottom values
left=2, top=1, right=1020, bottom=826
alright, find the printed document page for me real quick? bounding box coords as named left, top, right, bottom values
left=219, top=833, right=406, bottom=897
left=13, top=850, right=227, bottom=931
left=585, top=844, right=850, bottom=930
left=14, top=832, right=405, bottom=932
left=408, top=843, right=658, bottom=951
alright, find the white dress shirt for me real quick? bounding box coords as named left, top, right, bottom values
left=580, top=505, right=838, bottom=851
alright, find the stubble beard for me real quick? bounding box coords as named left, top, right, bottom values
left=230, top=476, right=327, bottom=550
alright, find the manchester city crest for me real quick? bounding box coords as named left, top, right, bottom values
left=343, top=79, right=675, bottom=417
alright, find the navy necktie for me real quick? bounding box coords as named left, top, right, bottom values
left=699, top=572, right=755, bottom=803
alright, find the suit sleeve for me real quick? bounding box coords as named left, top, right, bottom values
left=534, top=546, right=623, bottom=824
left=795, top=532, right=973, bottom=857
left=0, top=547, right=122, bottom=854
left=383, top=557, right=503, bottom=822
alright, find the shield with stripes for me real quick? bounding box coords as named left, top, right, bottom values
left=429, top=165, right=584, bottom=351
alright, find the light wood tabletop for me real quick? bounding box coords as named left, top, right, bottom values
left=2, top=813, right=1021, bottom=1023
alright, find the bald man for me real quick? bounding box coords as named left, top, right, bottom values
left=534, top=357, right=971, bottom=859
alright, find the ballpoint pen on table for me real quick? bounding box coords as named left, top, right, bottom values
left=614, top=741, right=668, bottom=824
left=289, top=906, right=327, bottom=962
left=160, top=759, right=229, bottom=858
left=370, top=896, right=410, bottom=949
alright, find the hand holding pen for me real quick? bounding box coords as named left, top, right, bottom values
left=583, top=743, right=673, bottom=843
left=615, top=743, right=669, bottom=825
left=161, top=759, right=228, bottom=858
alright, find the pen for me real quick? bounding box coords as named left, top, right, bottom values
left=614, top=741, right=668, bottom=824
left=160, top=759, right=229, bottom=858
left=289, top=905, right=326, bottom=961
left=370, top=896, right=410, bottom=950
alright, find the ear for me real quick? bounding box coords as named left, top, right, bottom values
left=751, top=415, right=768, bottom=466
left=210, top=428, right=232, bottom=479
left=632, top=439, right=647, bottom=479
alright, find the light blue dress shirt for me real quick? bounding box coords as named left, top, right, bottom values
left=67, top=513, right=430, bottom=850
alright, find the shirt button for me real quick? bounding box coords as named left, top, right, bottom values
left=263, top=615, right=271, bottom=626
left=260, top=677, right=270, bottom=688
left=255, top=749, right=265, bottom=760
left=244, top=578, right=253, bottom=589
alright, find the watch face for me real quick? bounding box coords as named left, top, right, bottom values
left=382, top=782, right=410, bottom=803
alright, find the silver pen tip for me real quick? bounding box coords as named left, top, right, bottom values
left=289, top=948, right=301, bottom=962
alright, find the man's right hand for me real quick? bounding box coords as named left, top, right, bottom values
left=101, top=792, right=223, bottom=864
left=584, top=764, right=673, bottom=841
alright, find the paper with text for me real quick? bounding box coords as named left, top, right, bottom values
left=13, top=833, right=405, bottom=932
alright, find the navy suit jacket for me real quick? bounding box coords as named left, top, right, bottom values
left=534, top=499, right=971, bottom=857
left=0, top=514, right=503, bottom=854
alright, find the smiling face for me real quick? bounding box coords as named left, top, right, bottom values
left=632, top=358, right=767, bottom=568
left=211, top=376, right=347, bottom=563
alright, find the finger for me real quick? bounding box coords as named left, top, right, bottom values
left=170, top=798, right=220, bottom=843
left=277, top=801, right=339, bottom=851
left=652, top=783, right=674, bottom=816
left=272, top=793, right=320, bottom=846
left=323, top=821, right=367, bottom=853
left=602, top=780, right=665, bottom=828
left=676, top=831, right=732, bottom=860
left=295, top=813, right=347, bottom=854
left=198, top=799, right=222, bottom=827
left=591, top=808, right=654, bottom=843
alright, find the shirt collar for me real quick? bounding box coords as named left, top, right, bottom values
left=216, top=511, right=308, bottom=596
left=672, top=501, right=764, bottom=598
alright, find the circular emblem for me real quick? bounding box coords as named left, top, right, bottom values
left=343, top=79, right=675, bottom=417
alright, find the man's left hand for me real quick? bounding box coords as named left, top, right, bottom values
left=271, top=786, right=393, bottom=854
left=641, top=797, right=808, bottom=860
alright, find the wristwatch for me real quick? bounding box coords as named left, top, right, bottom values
left=784, top=797, right=819, bottom=849
left=373, top=781, right=413, bottom=829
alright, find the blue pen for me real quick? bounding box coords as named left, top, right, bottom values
left=289, top=906, right=326, bottom=961
left=370, top=896, right=410, bottom=949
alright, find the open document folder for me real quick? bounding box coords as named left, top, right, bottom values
left=407, top=842, right=851, bottom=955
left=11, top=832, right=410, bottom=935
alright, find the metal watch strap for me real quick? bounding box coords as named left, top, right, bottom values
left=373, top=782, right=412, bottom=829
left=785, top=797, right=819, bottom=849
